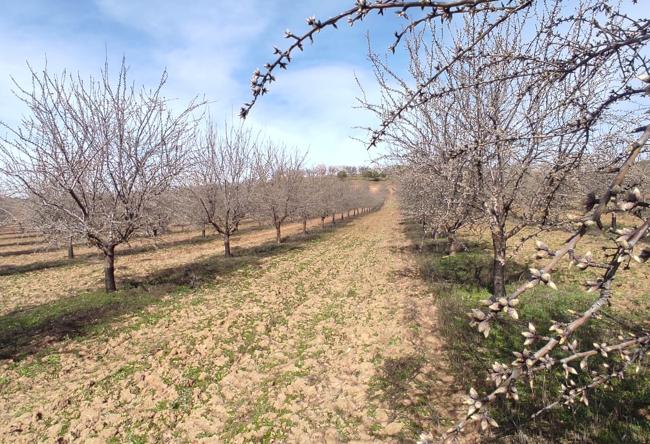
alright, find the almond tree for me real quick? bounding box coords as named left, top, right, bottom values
left=0, top=60, right=202, bottom=292
left=397, top=165, right=474, bottom=254
left=364, top=12, right=648, bottom=439
left=295, top=170, right=322, bottom=234
left=244, top=0, right=649, bottom=440
left=313, top=175, right=334, bottom=229
left=0, top=192, right=27, bottom=233
left=24, top=195, right=83, bottom=258
left=186, top=120, right=257, bottom=256
left=322, top=174, right=347, bottom=227
left=253, top=143, right=305, bottom=244
left=367, top=55, right=478, bottom=253
left=365, top=14, right=623, bottom=298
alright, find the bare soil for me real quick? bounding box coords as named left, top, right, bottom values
left=0, top=197, right=464, bottom=443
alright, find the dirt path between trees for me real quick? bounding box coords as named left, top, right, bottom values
left=0, top=216, right=349, bottom=317
left=0, top=197, right=464, bottom=443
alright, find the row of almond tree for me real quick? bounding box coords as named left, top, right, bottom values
left=0, top=61, right=384, bottom=292
left=273, top=1, right=648, bottom=440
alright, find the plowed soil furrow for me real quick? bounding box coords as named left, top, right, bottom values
left=0, top=197, right=463, bottom=443
left=0, top=217, right=339, bottom=317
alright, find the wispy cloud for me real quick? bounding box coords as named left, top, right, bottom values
left=0, top=0, right=391, bottom=166
left=251, top=63, right=383, bottom=165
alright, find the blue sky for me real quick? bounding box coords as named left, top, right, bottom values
left=4, top=1, right=647, bottom=167
left=0, top=1, right=414, bottom=166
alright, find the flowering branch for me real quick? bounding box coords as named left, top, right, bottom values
left=241, top=0, right=526, bottom=119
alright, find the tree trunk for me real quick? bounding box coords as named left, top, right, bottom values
left=611, top=213, right=617, bottom=230
left=491, top=232, right=507, bottom=300
left=201, top=224, right=206, bottom=238
left=104, top=245, right=116, bottom=293
left=340, top=213, right=344, bottom=221
left=331, top=213, right=336, bottom=227
left=67, top=236, right=74, bottom=259
left=302, top=218, right=307, bottom=234
left=224, top=233, right=232, bottom=257
left=348, top=210, right=351, bottom=217
left=447, top=233, right=466, bottom=255
left=275, top=224, right=282, bottom=244
left=321, top=216, right=325, bottom=229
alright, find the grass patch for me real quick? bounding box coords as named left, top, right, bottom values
left=11, top=353, right=62, bottom=378
left=222, top=390, right=294, bottom=443
left=0, top=285, right=183, bottom=361
left=404, top=220, right=650, bottom=442
left=105, top=361, right=150, bottom=385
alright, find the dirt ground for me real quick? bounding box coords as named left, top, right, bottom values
left=0, top=197, right=465, bottom=443
left=0, top=217, right=328, bottom=317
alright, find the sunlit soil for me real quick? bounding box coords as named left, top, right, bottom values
left=0, top=196, right=465, bottom=442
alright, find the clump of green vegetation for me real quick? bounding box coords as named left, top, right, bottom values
left=361, top=169, right=386, bottom=181
left=404, top=221, right=650, bottom=443
left=12, top=353, right=62, bottom=378
left=0, top=285, right=182, bottom=361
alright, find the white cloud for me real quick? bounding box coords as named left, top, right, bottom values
left=94, top=0, right=269, bottom=105
left=0, top=0, right=388, bottom=166
left=249, top=63, right=386, bottom=166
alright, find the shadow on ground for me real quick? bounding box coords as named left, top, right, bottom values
left=0, top=221, right=280, bottom=275
left=369, top=354, right=447, bottom=439
left=0, top=232, right=224, bottom=276
left=400, top=219, right=650, bottom=443
left=0, top=218, right=359, bottom=361
left=391, top=237, right=528, bottom=294
left=0, top=237, right=47, bottom=250
left=0, top=220, right=353, bottom=275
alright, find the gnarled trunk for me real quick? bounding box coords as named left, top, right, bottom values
left=447, top=233, right=466, bottom=255
left=104, top=245, right=116, bottom=293
left=491, top=232, right=507, bottom=300
left=321, top=216, right=325, bottom=229
left=224, top=232, right=232, bottom=257
left=275, top=224, right=282, bottom=244
left=67, top=236, right=74, bottom=259
left=302, top=218, right=307, bottom=234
